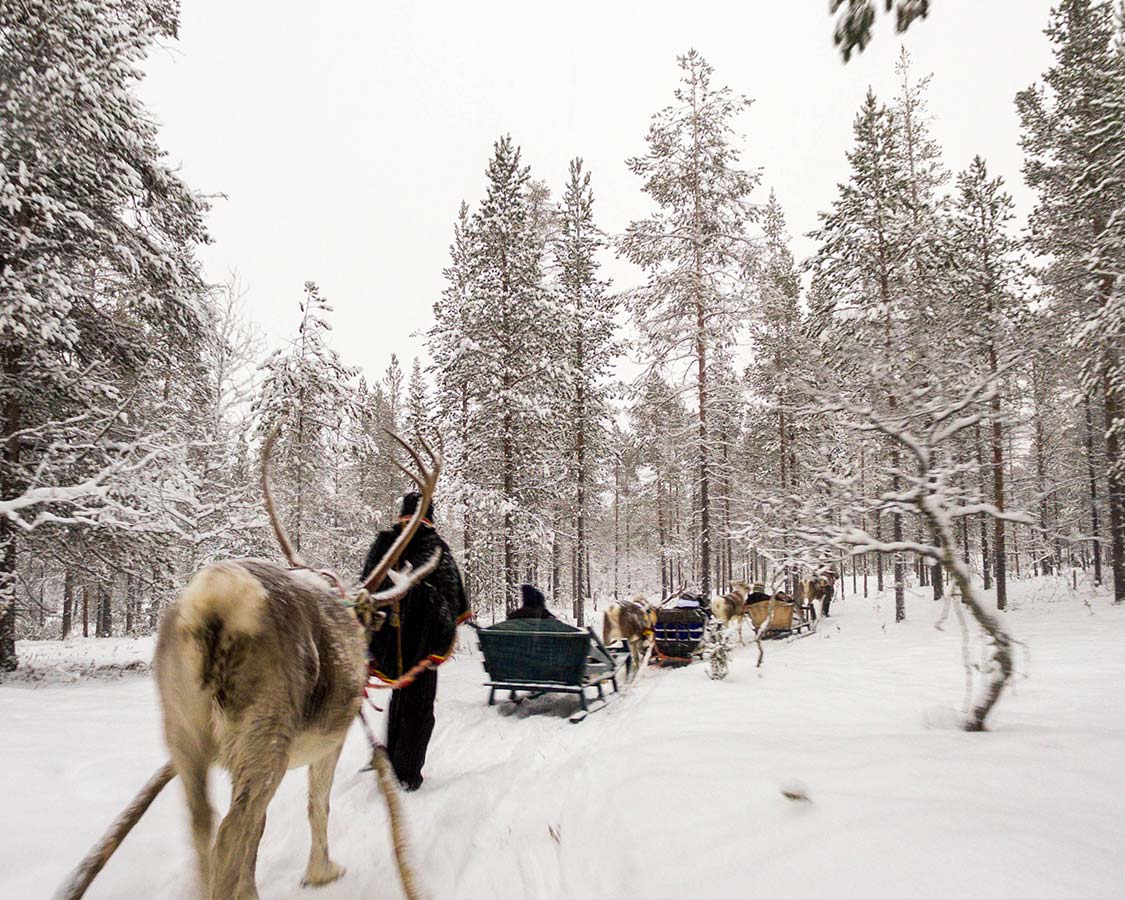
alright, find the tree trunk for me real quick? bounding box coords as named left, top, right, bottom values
left=657, top=480, right=668, bottom=600
left=586, top=548, right=593, bottom=612
left=613, top=455, right=620, bottom=602
left=99, top=586, right=113, bottom=637
left=975, top=424, right=991, bottom=591
left=502, top=404, right=516, bottom=616
left=1035, top=386, right=1051, bottom=576
left=1085, top=395, right=1103, bottom=585
left=0, top=347, right=22, bottom=671
left=991, top=394, right=1007, bottom=610
left=690, top=79, right=712, bottom=601
left=1103, top=366, right=1125, bottom=602
left=61, top=569, right=74, bottom=639
left=923, top=503, right=1012, bottom=732
left=875, top=510, right=884, bottom=592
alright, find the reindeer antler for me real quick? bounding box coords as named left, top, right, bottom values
left=261, top=422, right=308, bottom=570
left=262, top=422, right=443, bottom=612
left=358, top=431, right=443, bottom=597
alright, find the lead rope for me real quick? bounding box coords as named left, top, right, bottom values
left=51, top=763, right=177, bottom=900
left=358, top=707, right=424, bottom=900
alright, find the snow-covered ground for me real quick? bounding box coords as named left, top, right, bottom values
left=3, top=575, right=1124, bottom=900
left=10, top=636, right=156, bottom=682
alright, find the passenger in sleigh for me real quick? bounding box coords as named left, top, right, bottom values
left=507, top=584, right=558, bottom=621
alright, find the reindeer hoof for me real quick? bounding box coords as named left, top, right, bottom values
left=302, top=861, right=345, bottom=887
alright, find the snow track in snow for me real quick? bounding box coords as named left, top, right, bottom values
left=3, top=580, right=1125, bottom=899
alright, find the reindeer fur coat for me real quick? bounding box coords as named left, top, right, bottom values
left=362, top=522, right=470, bottom=682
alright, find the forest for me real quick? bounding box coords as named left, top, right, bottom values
left=4, top=3, right=1125, bottom=900
left=1, top=0, right=1122, bottom=680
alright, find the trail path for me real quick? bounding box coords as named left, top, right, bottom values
left=3, top=579, right=1123, bottom=899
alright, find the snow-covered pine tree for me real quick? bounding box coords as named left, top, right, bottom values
left=0, top=0, right=208, bottom=670
left=255, top=283, right=358, bottom=566
left=747, top=192, right=812, bottom=594
left=384, top=354, right=404, bottom=432
left=429, top=202, right=490, bottom=609
left=830, top=0, right=932, bottom=61
left=708, top=354, right=746, bottom=594
left=1018, top=0, right=1125, bottom=602
left=950, top=156, right=1021, bottom=609
left=621, top=50, right=760, bottom=600
left=631, top=372, right=694, bottom=598
left=808, top=88, right=916, bottom=621
left=553, top=159, right=615, bottom=624
left=406, top=357, right=432, bottom=442
left=436, top=136, right=565, bottom=614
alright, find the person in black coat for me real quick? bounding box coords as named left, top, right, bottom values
left=362, top=491, right=469, bottom=791
left=507, top=584, right=556, bottom=620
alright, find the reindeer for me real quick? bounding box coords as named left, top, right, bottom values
left=152, top=428, right=442, bottom=900
left=711, top=580, right=752, bottom=643
left=602, top=595, right=655, bottom=675
left=798, top=569, right=838, bottom=620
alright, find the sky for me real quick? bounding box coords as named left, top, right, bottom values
left=140, top=1, right=1059, bottom=382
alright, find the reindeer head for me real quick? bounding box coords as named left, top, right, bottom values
left=261, top=423, right=443, bottom=636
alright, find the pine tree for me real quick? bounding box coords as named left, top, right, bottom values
left=256, top=283, right=357, bottom=564
left=951, top=156, right=1021, bottom=609
left=1018, top=0, right=1125, bottom=602
left=0, top=0, right=208, bottom=670
left=632, top=373, right=693, bottom=598
left=431, top=136, right=565, bottom=613
left=831, top=0, right=933, bottom=61
left=384, top=355, right=404, bottom=431
left=748, top=192, right=809, bottom=593
left=429, top=202, right=486, bottom=607
left=808, top=88, right=915, bottom=620
left=621, top=50, right=759, bottom=599
left=406, top=357, right=431, bottom=441
left=554, top=159, right=614, bottom=624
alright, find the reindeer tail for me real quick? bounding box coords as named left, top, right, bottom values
left=175, top=563, right=268, bottom=699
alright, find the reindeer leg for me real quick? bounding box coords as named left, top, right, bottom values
left=303, top=740, right=346, bottom=887
left=165, top=715, right=215, bottom=892
left=175, top=753, right=214, bottom=891
left=210, top=724, right=290, bottom=900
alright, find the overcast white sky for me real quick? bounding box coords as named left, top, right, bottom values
left=141, top=1, right=1058, bottom=380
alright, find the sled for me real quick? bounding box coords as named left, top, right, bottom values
left=650, top=606, right=709, bottom=666
left=473, top=620, right=629, bottom=718
left=747, top=599, right=814, bottom=639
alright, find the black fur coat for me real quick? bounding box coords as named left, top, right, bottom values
left=361, top=521, right=470, bottom=682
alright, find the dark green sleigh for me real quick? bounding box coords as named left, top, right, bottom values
left=473, top=618, right=630, bottom=717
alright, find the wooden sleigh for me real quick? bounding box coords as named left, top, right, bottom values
left=650, top=605, right=709, bottom=666
left=746, top=597, right=815, bottom=639
left=474, top=619, right=630, bottom=722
